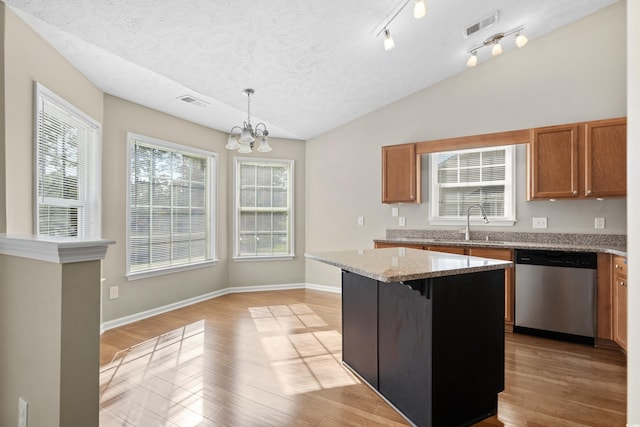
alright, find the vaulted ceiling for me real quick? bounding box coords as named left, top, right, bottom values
left=6, top=0, right=619, bottom=140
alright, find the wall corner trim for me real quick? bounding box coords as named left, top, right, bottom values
left=0, top=234, right=115, bottom=263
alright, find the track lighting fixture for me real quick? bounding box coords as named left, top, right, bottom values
left=466, top=26, right=527, bottom=67
left=226, top=89, right=271, bottom=154
left=376, top=0, right=427, bottom=51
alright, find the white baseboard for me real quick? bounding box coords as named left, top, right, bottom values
left=100, top=282, right=341, bottom=333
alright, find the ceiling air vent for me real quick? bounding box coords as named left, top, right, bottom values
left=464, top=11, right=499, bottom=39
left=177, top=94, right=209, bottom=107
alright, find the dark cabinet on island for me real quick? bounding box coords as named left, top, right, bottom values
left=307, top=248, right=511, bottom=427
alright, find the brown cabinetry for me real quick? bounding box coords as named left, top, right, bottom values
left=612, top=255, right=628, bottom=351
left=527, top=118, right=626, bottom=200
left=382, top=143, right=420, bottom=204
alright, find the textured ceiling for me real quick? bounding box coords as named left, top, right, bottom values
left=5, top=0, right=619, bottom=140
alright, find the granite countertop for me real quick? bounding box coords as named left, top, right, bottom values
left=305, top=248, right=512, bottom=283
left=375, top=230, right=627, bottom=256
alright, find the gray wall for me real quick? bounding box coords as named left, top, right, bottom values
left=626, top=1, right=639, bottom=422
left=305, top=1, right=627, bottom=288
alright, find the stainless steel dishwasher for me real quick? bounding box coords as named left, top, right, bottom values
left=514, top=249, right=597, bottom=345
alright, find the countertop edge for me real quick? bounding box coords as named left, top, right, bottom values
left=373, top=238, right=627, bottom=257
left=305, top=251, right=512, bottom=283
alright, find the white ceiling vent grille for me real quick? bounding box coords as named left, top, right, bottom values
left=464, top=11, right=499, bottom=39
left=177, top=94, right=209, bottom=107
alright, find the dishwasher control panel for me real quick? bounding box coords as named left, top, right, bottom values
left=515, top=250, right=597, bottom=269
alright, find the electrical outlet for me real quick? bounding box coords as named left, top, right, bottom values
left=357, top=216, right=364, bottom=226
left=19, top=398, right=28, bottom=427
left=532, top=217, right=548, bottom=229
left=109, top=286, right=119, bottom=300
left=595, top=217, right=605, bottom=229
left=391, top=207, right=399, bottom=217
left=398, top=217, right=406, bottom=227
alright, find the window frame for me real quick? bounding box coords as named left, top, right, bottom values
left=33, top=82, right=102, bottom=239
left=126, top=133, right=218, bottom=280
left=233, top=157, right=295, bottom=261
left=428, top=145, right=516, bottom=226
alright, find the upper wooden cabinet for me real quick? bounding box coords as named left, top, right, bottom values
left=382, top=143, right=421, bottom=204
left=585, top=119, right=627, bottom=198
left=527, top=118, right=627, bottom=200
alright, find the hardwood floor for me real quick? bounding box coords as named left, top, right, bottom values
left=99, top=289, right=626, bottom=426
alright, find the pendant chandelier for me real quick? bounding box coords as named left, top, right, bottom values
left=225, top=88, right=271, bottom=153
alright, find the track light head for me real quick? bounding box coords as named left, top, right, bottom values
left=515, top=32, right=528, bottom=48
left=383, top=28, right=395, bottom=51
left=413, top=0, right=426, bottom=19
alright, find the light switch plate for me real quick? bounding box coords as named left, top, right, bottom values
left=109, top=286, right=119, bottom=300
left=532, top=217, right=548, bottom=229
left=595, top=217, right=605, bottom=229
left=391, top=207, right=399, bottom=217
left=19, top=398, right=28, bottom=427
left=398, top=217, right=406, bottom=227
left=357, top=216, right=364, bottom=226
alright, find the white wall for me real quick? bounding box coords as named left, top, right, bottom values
left=305, top=1, right=627, bottom=288
left=626, top=1, right=639, bottom=422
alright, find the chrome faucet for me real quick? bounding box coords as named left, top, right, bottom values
left=465, top=204, right=490, bottom=241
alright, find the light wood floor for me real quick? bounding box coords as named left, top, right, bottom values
left=99, top=289, right=627, bottom=426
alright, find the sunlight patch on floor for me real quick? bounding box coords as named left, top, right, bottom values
left=249, top=304, right=359, bottom=395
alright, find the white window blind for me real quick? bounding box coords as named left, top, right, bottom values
left=429, top=146, right=515, bottom=224
left=35, top=83, right=101, bottom=238
left=234, top=158, right=294, bottom=259
left=128, top=134, right=216, bottom=276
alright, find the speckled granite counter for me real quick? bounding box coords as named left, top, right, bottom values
left=305, top=247, right=511, bottom=283
left=375, top=230, right=627, bottom=256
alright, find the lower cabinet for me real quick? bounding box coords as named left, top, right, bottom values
left=612, top=255, right=628, bottom=351
left=342, top=271, right=378, bottom=387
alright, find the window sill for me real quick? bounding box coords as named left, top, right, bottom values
left=233, top=255, right=295, bottom=262
left=428, top=219, right=516, bottom=227
left=126, top=259, right=219, bottom=281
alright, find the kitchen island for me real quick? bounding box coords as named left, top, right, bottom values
left=305, top=247, right=512, bottom=427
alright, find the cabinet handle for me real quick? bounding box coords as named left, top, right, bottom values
left=572, top=190, right=578, bottom=195
left=615, top=264, right=622, bottom=269
left=586, top=190, right=592, bottom=195
left=619, top=281, right=626, bottom=287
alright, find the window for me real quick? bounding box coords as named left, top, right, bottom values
left=34, top=83, right=101, bottom=238
left=234, top=158, right=294, bottom=260
left=429, top=145, right=515, bottom=225
left=127, top=134, right=216, bottom=278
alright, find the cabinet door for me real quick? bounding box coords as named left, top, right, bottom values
left=468, top=247, right=515, bottom=329
left=342, top=271, right=378, bottom=387
left=382, top=143, right=420, bottom=203
left=612, top=256, right=627, bottom=351
left=584, top=118, right=627, bottom=198
left=527, top=124, right=579, bottom=200
left=613, top=275, right=627, bottom=350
